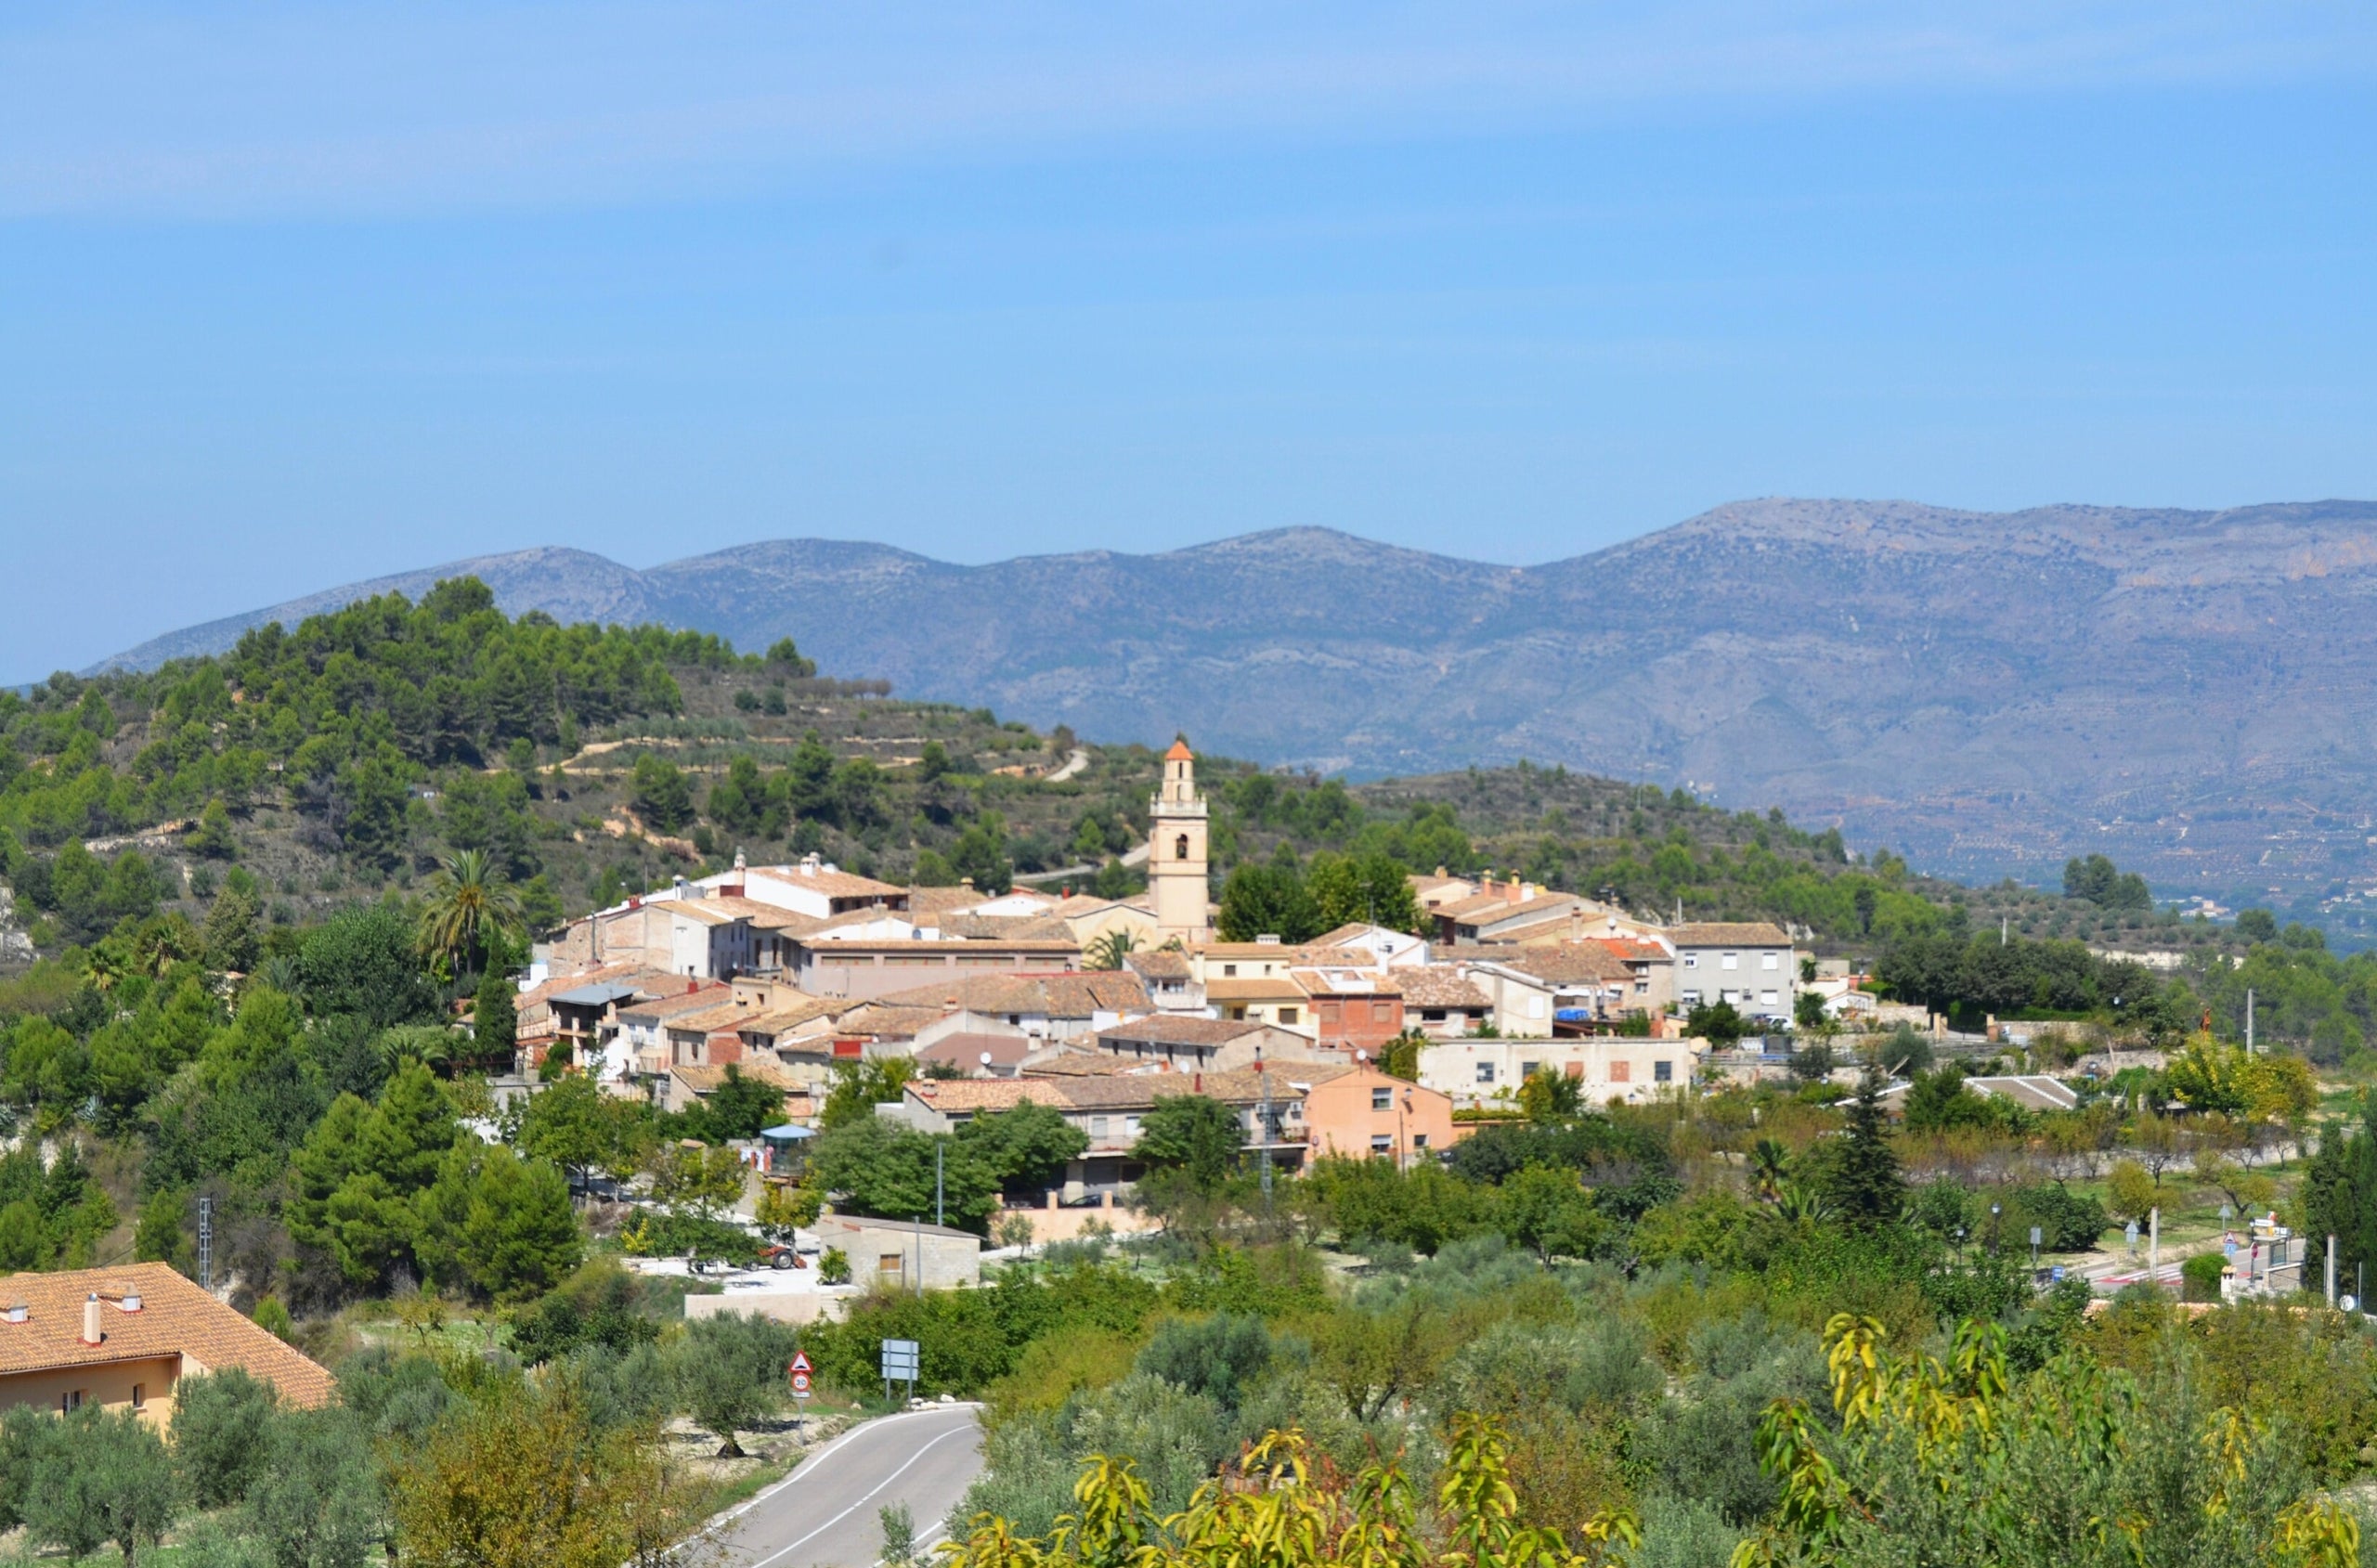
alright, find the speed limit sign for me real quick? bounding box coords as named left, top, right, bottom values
left=788, top=1351, right=813, bottom=1396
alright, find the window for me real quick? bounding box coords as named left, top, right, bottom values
left=1610, top=1060, right=1631, bottom=1082
left=1279, top=1006, right=1299, bottom=1025
left=1520, top=1060, right=1541, bottom=1079
left=1475, top=1063, right=1497, bottom=1083
left=1372, top=1001, right=1394, bottom=1022
left=1371, top=1087, right=1393, bottom=1110
left=1091, top=1116, right=1111, bottom=1138
left=1319, top=1001, right=1341, bottom=1021
left=1175, top=834, right=1190, bottom=860
left=1654, top=1060, right=1673, bottom=1083
left=1760, top=991, right=1779, bottom=1006
left=63, top=1391, right=84, bottom=1413
left=1682, top=990, right=1701, bottom=1005
left=1423, top=1009, right=1446, bottom=1022
left=1412, top=1133, right=1430, bottom=1150
left=1223, top=964, right=1238, bottom=977
left=1370, top=1134, right=1394, bottom=1156
left=1124, top=1116, right=1141, bottom=1134
left=1682, top=953, right=1698, bottom=968
left=1634, top=979, right=1649, bottom=994
left=1721, top=952, right=1739, bottom=970
left=1761, top=952, right=1780, bottom=970
left=878, top=1253, right=904, bottom=1276
left=131, top=1383, right=145, bottom=1410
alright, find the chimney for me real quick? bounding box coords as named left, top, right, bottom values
left=673, top=875, right=692, bottom=901
left=82, top=1292, right=102, bottom=1346
left=686, top=978, right=699, bottom=994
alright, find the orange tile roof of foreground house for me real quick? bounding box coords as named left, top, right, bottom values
left=0, top=1263, right=334, bottom=1408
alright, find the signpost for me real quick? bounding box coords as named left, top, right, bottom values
left=787, top=1351, right=813, bottom=1439
left=881, top=1338, right=920, bottom=1405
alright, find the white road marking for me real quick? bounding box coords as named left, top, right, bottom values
left=739, top=1418, right=979, bottom=1568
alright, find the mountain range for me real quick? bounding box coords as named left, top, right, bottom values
left=88, top=498, right=2377, bottom=911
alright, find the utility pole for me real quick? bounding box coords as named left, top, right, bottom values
left=2246, top=989, right=2255, bottom=1053
left=935, top=1142, right=944, bottom=1228
left=2000, top=915, right=2008, bottom=947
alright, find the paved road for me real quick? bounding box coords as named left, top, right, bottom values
left=716, top=1405, right=985, bottom=1568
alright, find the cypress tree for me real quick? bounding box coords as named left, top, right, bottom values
left=1824, top=1066, right=1907, bottom=1227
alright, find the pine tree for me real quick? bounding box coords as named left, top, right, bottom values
left=1822, top=1066, right=1906, bottom=1227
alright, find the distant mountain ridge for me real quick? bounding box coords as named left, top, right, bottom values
left=87, top=499, right=2377, bottom=905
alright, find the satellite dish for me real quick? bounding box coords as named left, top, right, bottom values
left=2345, top=1294, right=2360, bottom=1314
left=979, top=1051, right=994, bottom=1069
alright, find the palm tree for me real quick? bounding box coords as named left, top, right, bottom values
left=1749, top=1136, right=1791, bottom=1201
left=376, top=1026, right=455, bottom=1073
left=1774, top=1179, right=1838, bottom=1227
left=1085, top=927, right=1142, bottom=971
left=417, top=849, right=523, bottom=977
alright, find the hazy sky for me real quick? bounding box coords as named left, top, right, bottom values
left=5, top=2, right=2373, bottom=680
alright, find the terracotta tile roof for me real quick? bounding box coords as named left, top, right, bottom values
left=617, top=984, right=737, bottom=1023
left=666, top=999, right=774, bottom=1035
left=904, top=1078, right=1074, bottom=1114
left=904, top=886, right=991, bottom=917
left=703, top=896, right=818, bottom=931
left=670, top=1058, right=798, bottom=1094
left=1096, top=1016, right=1276, bottom=1047
left=873, top=975, right=1053, bottom=1015
left=825, top=1003, right=949, bottom=1040
left=1669, top=922, right=1792, bottom=947
left=1594, top=939, right=1670, bottom=964
left=1057, top=1069, right=1304, bottom=1111
left=752, top=862, right=909, bottom=900
left=916, top=1032, right=1036, bottom=1073
left=0, top=1263, right=333, bottom=1408
left=1019, top=1046, right=1139, bottom=1077
left=936, top=914, right=1077, bottom=942
left=1462, top=942, right=1635, bottom=985
left=1452, top=894, right=1583, bottom=927
left=871, top=972, right=1147, bottom=1018
left=1396, top=967, right=1493, bottom=1009
left=734, top=998, right=851, bottom=1037
left=1126, top=951, right=1194, bottom=983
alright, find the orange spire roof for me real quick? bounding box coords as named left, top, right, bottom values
left=1163, top=737, right=1194, bottom=762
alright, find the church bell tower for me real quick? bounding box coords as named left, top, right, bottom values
left=1149, top=737, right=1210, bottom=944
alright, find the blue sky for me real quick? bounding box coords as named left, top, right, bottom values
left=3, top=2, right=2373, bottom=680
